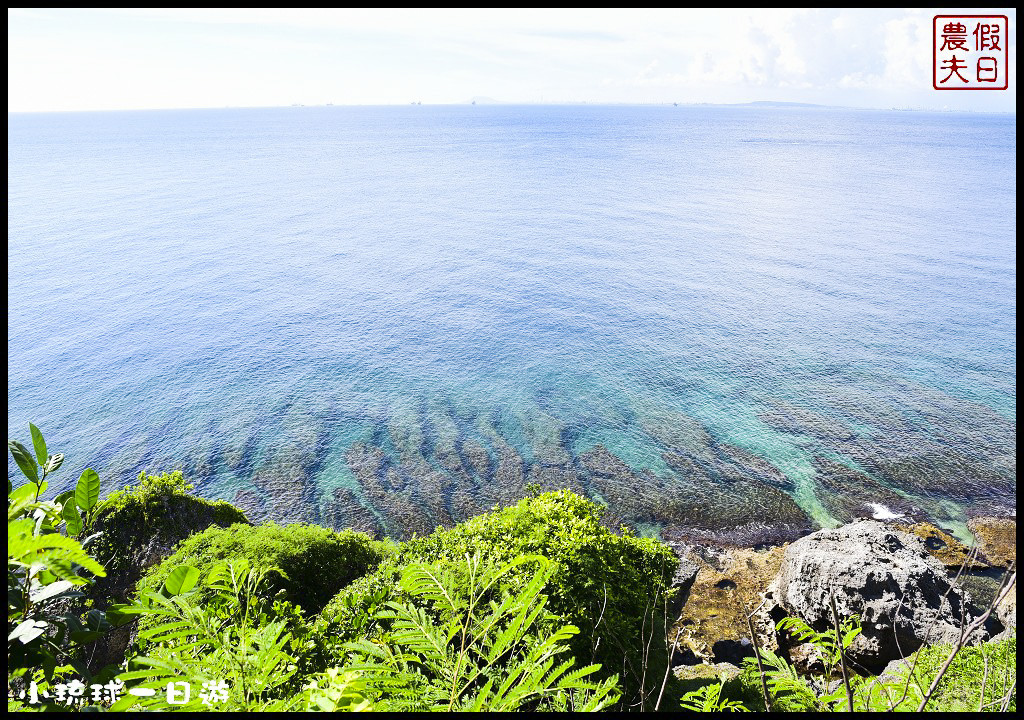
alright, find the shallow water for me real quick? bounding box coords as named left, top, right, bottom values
left=8, top=105, right=1016, bottom=541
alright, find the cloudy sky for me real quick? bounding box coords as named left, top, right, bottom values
left=7, top=8, right=1017, bottom=112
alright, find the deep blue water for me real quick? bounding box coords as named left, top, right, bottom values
left=7, top=105, right=1016, bottom=541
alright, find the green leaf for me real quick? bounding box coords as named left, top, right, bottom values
left=9, top=483, right=36, bottom=503
left=9, top=440, right=39, bottom=484
left=75, top=468, right=101, bottom=511
left=29, top=423, right=48, bottom=467
left=164, top=566, right=200, bottom=596
left=105, top=603, right=144, bottom=627
left=63, top=502, right=83, bottom=537
left=54, top=489, right=75, bottom=509
left=44, top=453, right=65, bottom=475
left=69, top=629, right=104, bottom=643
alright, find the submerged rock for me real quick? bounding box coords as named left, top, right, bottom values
left=758, top=398, right=855, bottom=442
left=763, top=520, right=1002, bottom=672
left=639, top=407, right=714, bottom=458
left=860, top=448, right=1016, bottom=514
left=516, top=408, right=572, bottom=466
left=716, top=444, right=793, bottom=491
left=232, top=488, right=267, bottom=523
left=813, top=457, right=923, bottom=525
left=579, top=444, right=635, bottom=479
left=321, top=487, right=383, bottom=538
left=581, top=445, right=678, bottom=529
left=461, top=439, right=493, bottom=480
left=250, top=448, right=319, bottom=524
left=347, top=442, right=434, bottom=538
left=659, top=455, right=813, bottom=547
left=526, top=464, right=586, bottom=496
left=579, top=442, right=813, bottom=547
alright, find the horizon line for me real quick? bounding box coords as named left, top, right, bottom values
left=8, top=100, right=1016, bottom=116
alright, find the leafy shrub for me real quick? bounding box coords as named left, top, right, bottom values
left=321, top=490, right=678, bottom=708
left=740, top=614, right=863, bottom=711
left=8, top=425, right=132, bottom=710
left=892, top=635, right=1016, bottom=712
left=8, top=498, right=107, bottom=683
left=345, top=553, right=621, bottom=711
left=140, top=522, right=389, bottom=614
left=678, top=682, right=748, bottom=712
left=116, top=559, right=319, bottom=711
left=737, top=611, right=1017, bottom=713
left=90, top=471, right=248, bottom=589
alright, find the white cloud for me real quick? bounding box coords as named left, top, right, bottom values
left=7, top=8, right=1016, bottom=111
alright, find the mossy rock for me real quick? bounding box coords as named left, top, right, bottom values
left=893, top=522, right=988, bottom=571
left=967, top=517, right=1016, bottom=568
left=90, top=471, right=249, bottom=603
left=672, top=545, right=786, bottom=665
left=672, top=661, right=742, bottom=693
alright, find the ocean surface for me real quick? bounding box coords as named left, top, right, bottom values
left=7, top=105, right=1016, bottom=543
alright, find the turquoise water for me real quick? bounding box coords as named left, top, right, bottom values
left=7, top=105, right=1016, bottom=542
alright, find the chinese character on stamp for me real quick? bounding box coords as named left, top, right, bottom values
left=934, top=15, right=1009, bottom=90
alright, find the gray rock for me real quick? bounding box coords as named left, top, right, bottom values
left=665, top=542, right=702, bottom=619
left=787, top=642, right=825, bottom=673
left=764, top=520, right=1002, bottom=672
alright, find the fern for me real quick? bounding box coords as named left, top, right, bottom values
left=751, top=646, right=823, bottom=711
left=679, top=682, right=749, bottom=712
left=346, top=553, right=621, bottom=711
left=114, top=560, right=302, bottom=711
left=742, top=612, right=869, bottom=712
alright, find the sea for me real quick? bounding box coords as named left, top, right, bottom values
left=7, top=105, right=1016, bottom=543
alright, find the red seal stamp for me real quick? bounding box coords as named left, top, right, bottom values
left=933, top=15, right=1009, bottom=90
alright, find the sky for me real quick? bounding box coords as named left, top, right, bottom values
left=7, top=8, right=1017, bottom=112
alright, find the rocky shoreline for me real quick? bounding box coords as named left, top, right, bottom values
left=665, top=515, right=1016, bottom=679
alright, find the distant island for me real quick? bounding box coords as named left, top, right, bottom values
left=737, top=100, right=829, bottom=108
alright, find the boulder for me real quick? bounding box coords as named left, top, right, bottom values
left=763, top=520, right=1001, bottom=672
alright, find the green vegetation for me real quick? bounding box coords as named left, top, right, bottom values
left=7, top=426, right=133, bottom=710
left=343, top=552, right=620, bottom=711
left=91, top=470, right=248, bottom=584
left=900, top=636, right=1016, bottom=712
left=319, top=488, right=678, bottom=708
left=719, top=616, right=1017, bottom=712
left=115, top=559, right=307, bottom=711
left=140, top=521, right=389, bottom=613
left=6, top=423, right=1018, bottom=713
